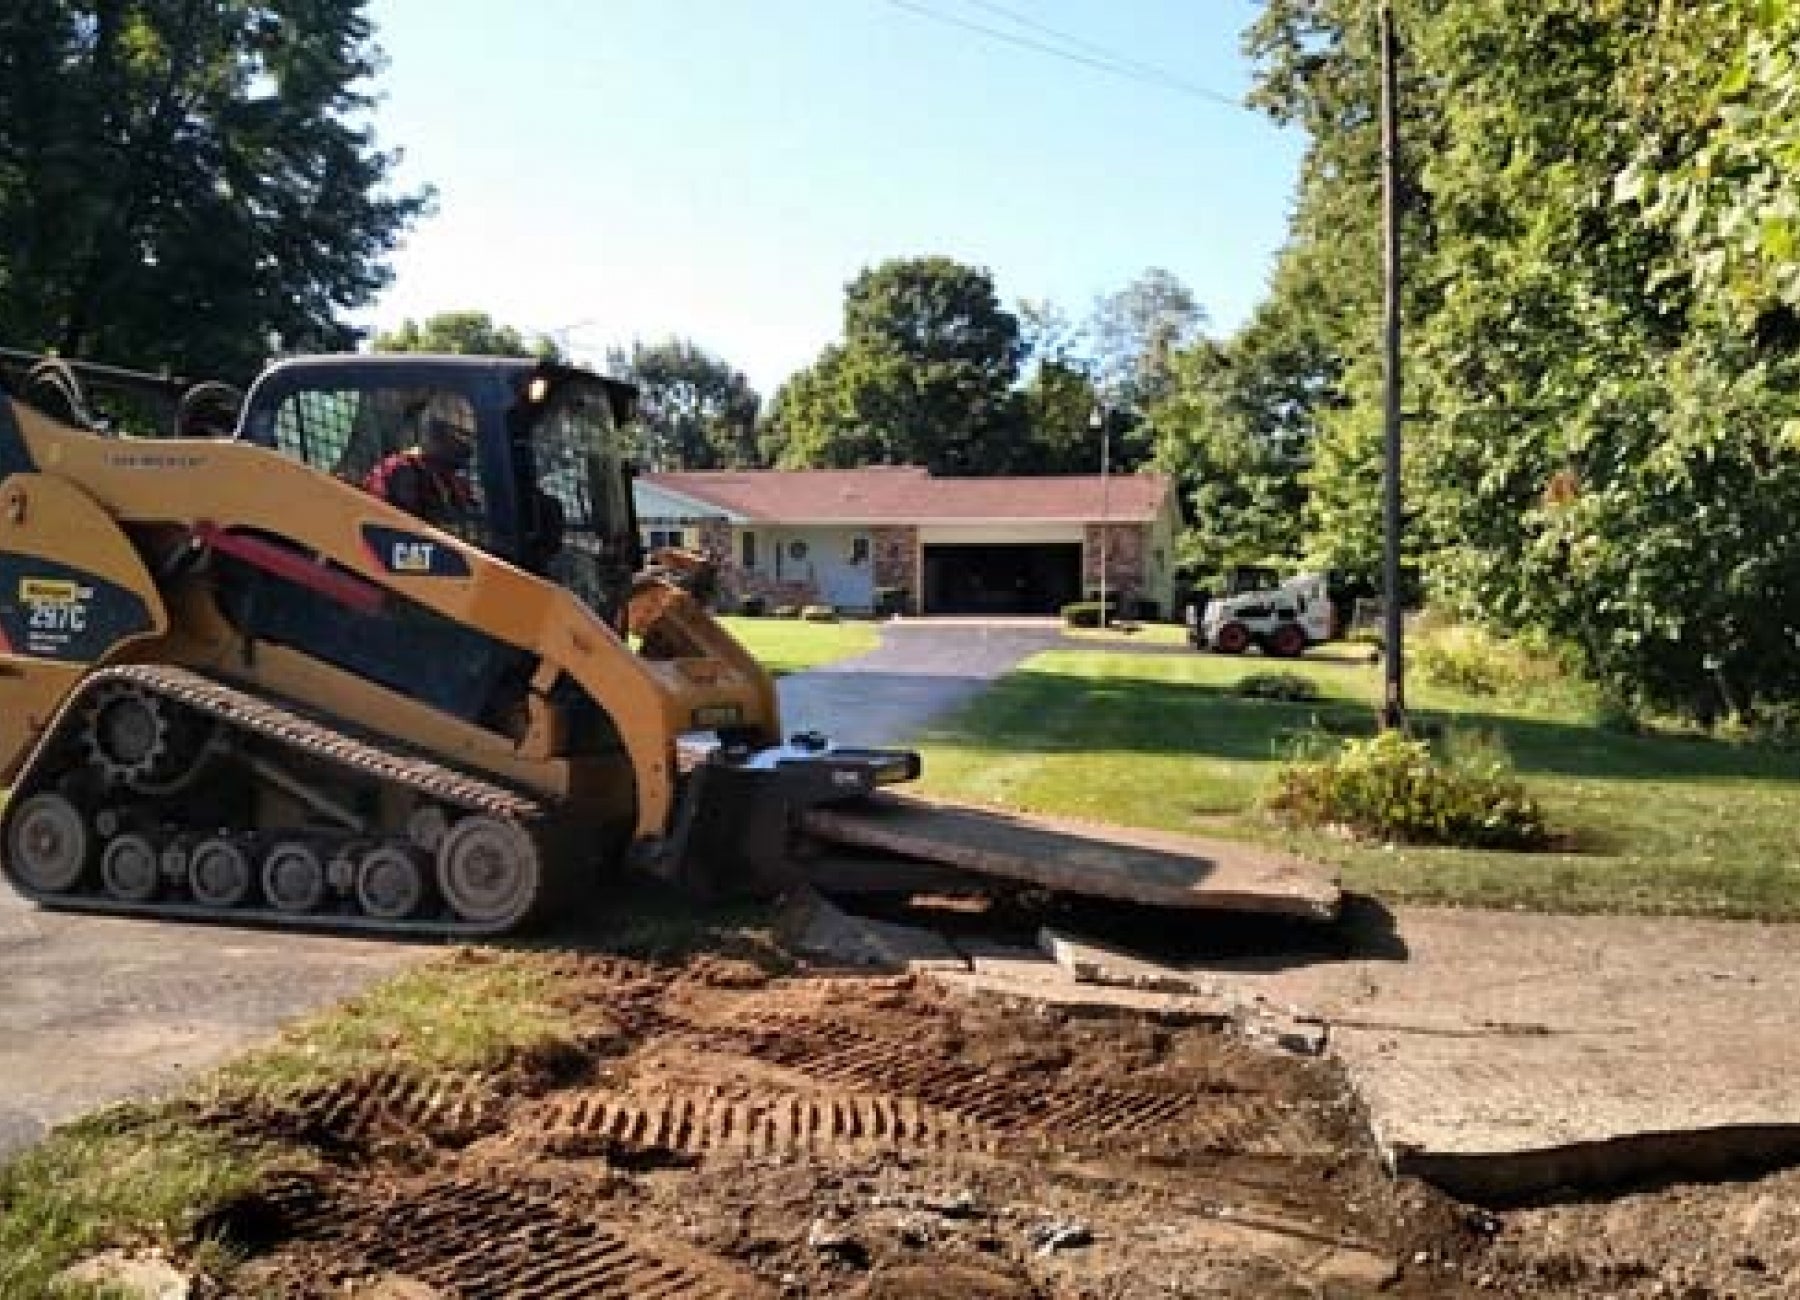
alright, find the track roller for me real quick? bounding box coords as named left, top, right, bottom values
left=356, top=846, right=429, bottom=921
left=262, top=842, right=328, bottom=914
left=101, top=833, right=162, bottom=902
left=189, top=836, right=255, bottom=908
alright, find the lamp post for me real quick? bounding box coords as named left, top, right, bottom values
left=1091, top=405, right=1110, bottom=626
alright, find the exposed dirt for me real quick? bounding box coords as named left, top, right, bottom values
left=190, top=951, right=1800, bottom=1298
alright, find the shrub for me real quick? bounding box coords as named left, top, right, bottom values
left=1234, top=672, right=1322, bottom=703
left=800, top=604, right=839, bottom=623
left=874, top=586, right=909, bottom=616
left=1412, top=619, right=1574, bottom=702
left=772, top=604, right=801, bottom=619
left=1061, top=600, right=1118, bottom=629
left=1265, top=728, right=1550, bottom=850
left=736, top=594, right=767, bottom=617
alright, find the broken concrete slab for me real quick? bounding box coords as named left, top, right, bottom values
left=1038, top=927, right=1230, bottom=997
left=1171, top=907, right=1800, bottom=1201
left=802, top=793, right=1341, bottom=920
left=56, top=1250, right=191, bottom=1300
left=777, top=889, right=967, bottom=971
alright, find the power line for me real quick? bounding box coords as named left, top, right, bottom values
left=881, top=0, right=1249, bottom=113
left=960, top=0, right=1243, bottom=109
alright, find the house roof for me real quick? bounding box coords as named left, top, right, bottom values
left=641, top=466, right=1171, bottom=524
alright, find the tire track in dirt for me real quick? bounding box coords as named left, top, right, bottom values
left=221, top=1068, right=508, bottom=1150
left=268, top=1174, right=766, bottom=1299
left=672, top=1014, right=1328, bottom=1158
left=527, top=1082, right=999, bottom=1161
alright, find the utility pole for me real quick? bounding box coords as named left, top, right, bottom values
left=1092, top=405, right=1111, bottom=626
left=1379, top=0, right=1406, bottom=731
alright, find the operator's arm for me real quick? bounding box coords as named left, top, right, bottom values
left=378, top=461, right=430, bottom=517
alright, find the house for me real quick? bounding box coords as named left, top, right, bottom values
left=634, top=466, right=1180, bottom=617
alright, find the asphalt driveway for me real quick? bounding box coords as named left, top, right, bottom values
left=0, top=890, right=422, bottom=1159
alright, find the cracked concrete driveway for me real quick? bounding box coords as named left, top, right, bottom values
left=0, top=891, right=422, bottom=1160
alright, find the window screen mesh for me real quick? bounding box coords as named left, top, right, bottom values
left=270, top=387, right=492, bottom=551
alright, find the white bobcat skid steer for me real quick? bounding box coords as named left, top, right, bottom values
left=1189, top=572, right=1333, bottom=658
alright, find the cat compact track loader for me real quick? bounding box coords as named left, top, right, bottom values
left=0, top=350, right=927, bottom=936
left=0, top=350, right=1338, bottom=938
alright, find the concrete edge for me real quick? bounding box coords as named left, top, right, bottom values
left=1382, top=1121, right=1800, bottom=1206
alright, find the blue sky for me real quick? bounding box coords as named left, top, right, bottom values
left=360, top=0, right=1304, bottom=395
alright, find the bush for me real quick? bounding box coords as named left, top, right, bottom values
left=800, top=604, right=839, bottom=623
left=874, top=586, right=909, bottom=616
left=1061, top=600, right=1118, bottom=629
left=1233, top=672, right=1321, bottom=703
left=1412, top=618, right=1574, bottom=702
left=772, top=604, right=801, bottom=619
left=736, top=594, right=767, bottom=617
left=1265, top=728, right=1550, bottom=850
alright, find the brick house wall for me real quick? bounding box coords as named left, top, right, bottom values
left=1083, top=522, right=1149, bottom=606
left=871, top=525, right=919, bottom=612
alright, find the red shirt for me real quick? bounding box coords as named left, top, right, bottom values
left=363, top=449, right=475, bottom=524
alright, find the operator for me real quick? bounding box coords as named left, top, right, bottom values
left=363, top=395, right=477, bottom=526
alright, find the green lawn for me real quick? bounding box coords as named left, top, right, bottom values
left=914, top=648, right=1800, bottom=919
left=716, top=615, right=881, bottom=676
left=1061, top=620, right=1191, bottom=648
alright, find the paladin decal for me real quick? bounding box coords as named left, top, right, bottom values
left=0, top=556, right=152, bottom=662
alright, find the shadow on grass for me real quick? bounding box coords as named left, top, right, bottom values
left=919, top=667, right=1800, bottom=785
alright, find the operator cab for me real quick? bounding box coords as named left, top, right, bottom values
left=237, top=354, right=642, bottom=624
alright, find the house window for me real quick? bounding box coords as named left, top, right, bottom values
left=645, top=528, right=685, bottom=551
left=741, top=531, right=756, bottom=570
left=789, top=540, right=809, bottom=561
left=850, top=536, right=871, bottom=565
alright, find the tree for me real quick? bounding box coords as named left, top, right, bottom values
left=1150, top=324, right=1313, bottom=584
left=606, top=337, right=761, bottom=470
left=1240, top=0, right=1800, bottom=715
left=374, top=311, right=559, bottom=359
left=1088, top=268, right=1207, bottom=418
left=1018, top=358, right=1102, bottom=475
left=0, top=0, right=430, bottom=382
left=770, top=256, right=1026, bottom=474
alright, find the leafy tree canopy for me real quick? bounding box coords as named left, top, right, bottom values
left=1238, top=0, right=1800, bottom=715
left=606, top=337, right=761, bottom=470
left=373, top=310, right=558, bottom=359
left=0, top=0, right=431, bottom=382
left=769, top=256, right=1026, bottom=474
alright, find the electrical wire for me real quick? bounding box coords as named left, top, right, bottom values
left=882, top=0, right=1249, bottom=113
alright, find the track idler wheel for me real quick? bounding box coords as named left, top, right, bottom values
left=100, top=833, right=162, bottom=902
left=7, top=793, right=94, bottom=894
left=435, top=816, right=542, bottom=930
left=263, top=842, right=328, bottom=914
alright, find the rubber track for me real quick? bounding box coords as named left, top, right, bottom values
left=280, top=1175, right=759, bottom=1299
left=2, top=663, right=551, bottom=938
left=676, top=1016, right=1325, bottom=1157
left=529, top=1083, right=998, bottom=1160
